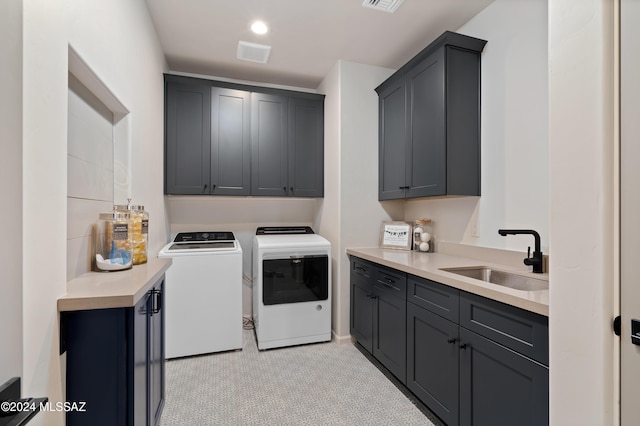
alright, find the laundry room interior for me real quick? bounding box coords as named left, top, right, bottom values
left=2, top=0, right=626, bottom=425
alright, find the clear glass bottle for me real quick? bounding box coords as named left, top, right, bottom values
left=413, top=219, right=433, bottom=252
left=95, top=211, right=133, bottom=271
left=114, top=199, right=148, bottom=265
left=132, top=204, right=148, bottom=265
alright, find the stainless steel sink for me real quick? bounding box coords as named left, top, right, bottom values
left=440, top=266, right=548, bottom=291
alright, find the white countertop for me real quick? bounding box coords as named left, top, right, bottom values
left=58, top=258, right=172, bottom=312
left=346, top=247, right=549, bottom=316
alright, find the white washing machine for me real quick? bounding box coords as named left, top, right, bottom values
left=159, top=231, right=242, bottom=358
left=253, top=226, right=331, bottom=350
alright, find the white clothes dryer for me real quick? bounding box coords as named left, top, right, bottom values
left=253, top=227, right=331, bottom=350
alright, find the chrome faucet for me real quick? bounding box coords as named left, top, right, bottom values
left=498, top=229, right=544, bottom=273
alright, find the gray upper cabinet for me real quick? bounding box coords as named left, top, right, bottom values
left=288, top=97, right=324, bottom=197
left=378, top=80, right=407, bottom=200
left=251, top=93, right=289, bottom=196
left=165, top=74, right=324, bottom=197
left=211, top=87, right=251, bottom=195
left=377, top=31, right=487, bottom=201
left=165, top=82, right=211, bottom=195
left=251, top=93, right=324, bottom=197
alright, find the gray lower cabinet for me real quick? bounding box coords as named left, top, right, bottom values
left=376, top=31, right=486, bottom=200
left=350, top=258, right=375, bottom=352
left=62, top=277, right=165, bottom=426
left=458, top=328, right=548, bottom=426
left=165, top=74, right=324, bottom=197
left=407, top=302, right=459, bottom=425
left=349, top=258, right=407, bottom=384
left=350, top=257, right=549, bottom=426
left=372, top=266, right=407, bottom=383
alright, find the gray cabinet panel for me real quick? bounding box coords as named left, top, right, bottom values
left=351, top=257, right=374, bottom=280
left=349, top=257, right=407, bottom=382
left=373, top=266, right=407, bottom=383
left=211, top=87, right=251, bottom=195
left=407, top=302, right=459, bottom=426
left=460, top=292, right=549, bottom=365
left=149, top=282, right=165, bottom=426
left=407, top=49, right=446, bottom=198
left=251, top=93, right=289, bottom=196
left=165, top=83, right=211, bottom=194
left=378, top=81, right=407, bottom=200
left=351, top=275, right=374, bottom=353
left=165, top=75, right=324, bottom=198
left=288, top=97, right=324, bottom=197
left=445, top=47, right=482, bottom=195
left=376, top=31, right=486, bottom=201
left=408, top=275, right=459, bottom=322
left=459, top=328, right=548, bottom=426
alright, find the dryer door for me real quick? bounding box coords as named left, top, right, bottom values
left=262, top=255, right=328, bottom=305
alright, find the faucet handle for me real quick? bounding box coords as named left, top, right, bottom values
left=527, top=246, right=531, bottom=258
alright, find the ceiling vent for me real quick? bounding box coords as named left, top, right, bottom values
left=237, top=41, right=271, bottom=64
left=362, top=0, right=405, bottom=13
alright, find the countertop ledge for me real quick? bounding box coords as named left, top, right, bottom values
left=346, top=248, right=549, bottom=317
left=58, top=258, right=172, bottom=312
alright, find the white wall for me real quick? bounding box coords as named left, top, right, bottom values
left=404, top=0, right=550, bottom=254
left=0, top=0, right=23, bottom=386
left=548, top=0, right=616, bottom=423
left=22, top=1, right=167, bottom=422
left=316, top=60, right=404, bottom=339
left=66, top=74, right=114, bottom=280
left=315, top=62, right=342, bottom=336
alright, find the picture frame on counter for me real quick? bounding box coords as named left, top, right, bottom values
left=379, top=221, right=412, bottom=251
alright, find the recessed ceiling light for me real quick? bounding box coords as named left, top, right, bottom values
left=251, top=21, right=268, bottom=35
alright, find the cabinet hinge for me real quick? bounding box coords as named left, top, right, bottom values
left=613, top=316, right=621, bottom=336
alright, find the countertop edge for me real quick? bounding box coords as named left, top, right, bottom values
left=346, top=248, right=549, bottom=317
left=58, top=258, right=173, bottom=312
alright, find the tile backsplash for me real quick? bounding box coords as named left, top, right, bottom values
left=66, top=73, right=114, bottom=281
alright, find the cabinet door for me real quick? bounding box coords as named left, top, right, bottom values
left=445, top=46, right=482, bottom=196
left=211, top=87, right=251, bottom=195
left=372, top=267, right=407, bottom=383
left=64, top=309, right=128, bottom=426
left=378, top=80, right=408, bottom=200
left=132, top=290, right=150, bottom=426
left=165, top=83, right=211, bottom=194
left=407, top=302, right=459, bottom=426
left=288, top=97, right=324, bottom=197
left=406, top=48, right=446, bottom=198
left=148, top=281, right=165, bottom=426
left=459, top=328, right=549, bottom=426
left=351, top=276, right=374, bottom=353
left=251, top=93, right=289, bottom=196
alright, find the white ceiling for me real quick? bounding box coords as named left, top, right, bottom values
left=145, top=0, right=495, bottom=89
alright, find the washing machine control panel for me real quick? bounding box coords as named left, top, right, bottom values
left=173, top=231, right=235, bottom=242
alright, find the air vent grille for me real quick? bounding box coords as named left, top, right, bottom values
left=362, top=0, right=405, bottom=13
left=237, top=41, right=271, bottom=64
